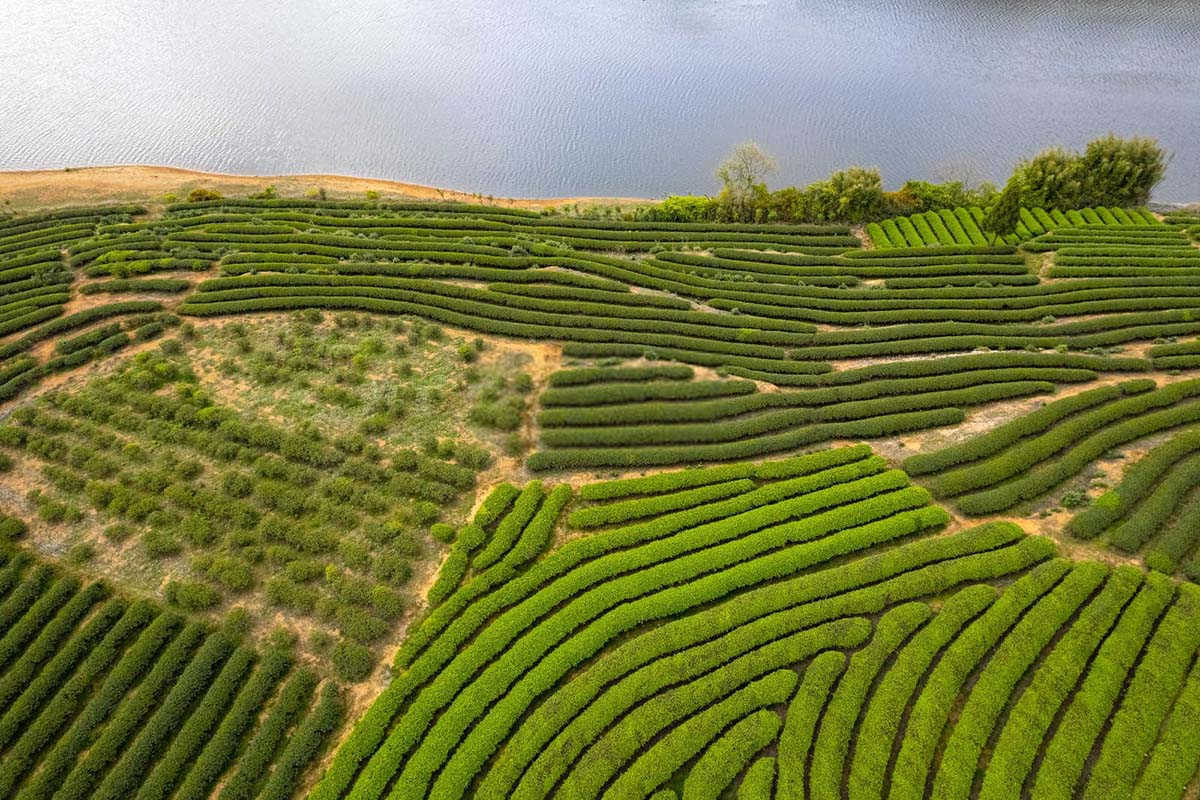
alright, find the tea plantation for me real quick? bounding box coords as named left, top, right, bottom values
left=1, top=195, right=1199, bottom=798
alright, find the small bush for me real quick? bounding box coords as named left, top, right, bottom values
left=164, top=579, right=221, bottom=610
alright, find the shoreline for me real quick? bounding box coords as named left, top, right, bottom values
left=1, top=164, right=1194, bottom=217
left=0, top=164, right=657, bottom=212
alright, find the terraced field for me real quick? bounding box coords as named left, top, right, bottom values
left=2, top=193, right=1200, bottom=798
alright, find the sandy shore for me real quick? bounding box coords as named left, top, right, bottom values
left=0, top=164, right=655, bottom=212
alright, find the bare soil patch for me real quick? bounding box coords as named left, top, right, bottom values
left=0, top=165, right=654, bottom=213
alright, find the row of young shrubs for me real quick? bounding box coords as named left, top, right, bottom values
left=1068, top=428, right=1200, bottom=539
left=192, top=272, right=819, bottom=339
left=904, top=381, right=1152, bottom=475
left=923, top=379, right=1191, bottom=497
left=313, top=451, right=909, bottom=797
left=953, top=391, right=1200, bottom=515
left=0, top=547, right=340, bottom=800
left=539, top=371, right=1094, bottom=428
left=440, top=521, right=1051, bottom=800
left=179, top=293, right=828, bottom=369
left=538, top=381, right=1053, bottom=448
left=381, top=485, right=978, bottom=800
left=527, top=408, right=965, bottom=470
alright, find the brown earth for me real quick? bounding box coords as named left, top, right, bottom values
left=0, top=165, right=655, bottom=213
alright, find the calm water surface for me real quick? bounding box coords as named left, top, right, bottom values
left=1, top=1, right=1197, bottom=201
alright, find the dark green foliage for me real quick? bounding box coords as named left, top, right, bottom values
left=164, top=580, right=221, bottom=611
left=981, top=176, right=1023, bottom=244
left=333, top=639, right=374, bottom=681
left=1016, top=135, right=1167, bottom=209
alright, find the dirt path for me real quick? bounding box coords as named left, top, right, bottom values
left=0, top=165, right=655, bottom=213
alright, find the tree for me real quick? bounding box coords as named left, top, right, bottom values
left=716, top=142, right=776, bottom=222
left=982, top=177, right=1023, bottom=244
left=1014, top=135, right=1167, bottom=210
left=1014, top=147, right=1083, bottom=210
left=1076, top=134, right=1167, bottom=207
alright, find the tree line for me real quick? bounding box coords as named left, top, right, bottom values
left=631, top=135, right=1167, bottom=229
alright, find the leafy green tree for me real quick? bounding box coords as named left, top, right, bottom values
left=715, top=142, right=776, bottom=222
left=1015, top=135, right=1166, bottom=210
left=1077, top=134, right=1167, bottom=207
left=1014, top=147, right=1084, bottom=210
left=981, top=177, right=1023, bottom=243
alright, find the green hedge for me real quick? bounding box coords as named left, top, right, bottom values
left=679, top=711, right=782, bottom=800
left=132, top=646, right=257, bottom=800
left=568, top=479, right=755, bottom=528
left=809, top=603, right=932, bottom=797
left=955, top=391, right=1200, bottom=514
left=977, top=566, right=1142, bottom=800
left=887, top=558, right=1071, bottom=800
left=473, top=483, right=520, bottom=529
left=471, top=482, right=545, bottom=570
left=478, top=522, right=1045, bottom=800
left=87, top=633, right=237, bottom=800
left=1131, top=649, right=1200, bottom=799
left=728, top=351, right=1146, bottom=388
left=173, top=650, right=292, bottom=800
left=576, top=445, right=871, bottom=501
left=357, top=489, right=1002, bottom=800
left=527, top=408, right=965, bottom=470
left=32, top=619, right=201, bottom=800
left=778, top=650, right=846, bottom=798
left=214, top=669, right=319, bottom=800
left=1030, top=572, right=1175, bottom=798
left=0, top=576, right=79, bottom=674
left=1067, top=429, right=1200, bottom=540
left=546, top=364, right=694, bottom=386
left=1107, top=451, right=1200, bottom=555
left=540, top=372, right=1081, bottom=427
left=80, top=278, right=191, bottom=294
left=349, top=469, right=926, bottom=797
left=1083, top=585, right=1200, bottom=800
left=846, top=584, right=997, bottom=800
left=0, top=600, right=154, bottom=797
left=320, top=453, right=885, bottom=791
left=255, top=682, right=344, bottom=800
left=1144, top=487, right=1200, bottom=573
left=539, top=378, right=755, bottom=407
left=594, top=671, right=798, bottom=800
left=0, top=580, right=103, bottom=711
left=537, top=381, right=1051, bottom=448
left=324, top=515, right=1047, bottom=800
left=502, top=484, right=571, bottom=569
left=905, top=381, right=1151, bottom=476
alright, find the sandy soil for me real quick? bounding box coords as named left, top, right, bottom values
left=0, top=165, right=655, bottom=213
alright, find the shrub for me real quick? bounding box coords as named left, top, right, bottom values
left=164, top=580, right=221, bottom=610
left=0, top=514, right=26, bottom=541
left=332, top=639, right=374, bottom=682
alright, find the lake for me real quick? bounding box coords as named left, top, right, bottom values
left=1, top=0, right=1196, bottom=202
